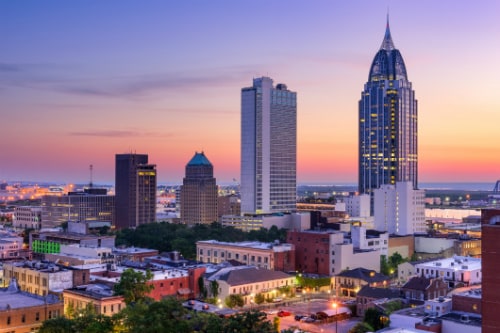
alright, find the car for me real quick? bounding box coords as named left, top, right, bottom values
left=300, top=316, right=315, bottom=323
left=294, top=315, right=305, bottom=321
left=277, top=310, right=291, bottom=317
left=266, top=309, right=279, bottom=315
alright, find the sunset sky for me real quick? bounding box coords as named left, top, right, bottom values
left=1, top=1, right=499, bottom=185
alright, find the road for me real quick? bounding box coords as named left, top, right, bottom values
left=266, top=299, right=361, bottom=333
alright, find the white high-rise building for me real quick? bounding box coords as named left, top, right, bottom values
left=240, top=77, right=297, bottom=214
left=345, top=194, right=371, bottom=217
left=374, top=181, right=426, bottom=235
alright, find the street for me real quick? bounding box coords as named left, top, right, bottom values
left=266, top=299, right=361, bottom=333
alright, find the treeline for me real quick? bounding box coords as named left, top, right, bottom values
left=115, top=222, right=287, bottom=260
left=39, top=297, right=279, bottom=333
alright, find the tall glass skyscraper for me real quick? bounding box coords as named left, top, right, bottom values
left=359, top=18, right=418, bottom=194
left=241, top=77, right=297, bottom=214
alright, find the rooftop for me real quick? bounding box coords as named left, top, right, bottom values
left=0, top=279, right=61, bottom=310
left=207, top=266, right=292, bottom=286
left=440, top=311, right=481, bottom=327
left=414, top=256, right=481, bottom=271
left=197, top=240, right=293, bottom=251
left=336, top=267, right=389, bottom=283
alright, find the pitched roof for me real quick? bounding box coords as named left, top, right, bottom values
left=187, top=151, right=212, bottom=167
left=336, top=268, right=388, bottom=283
left=214, top=266, right=292, bottom=286
left=402, top=276, right=431, bottom=291
left=357, top=285, right=401, bottom=299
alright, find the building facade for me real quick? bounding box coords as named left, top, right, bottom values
left=115, top=153, right=157, bottom=229
left=374, top=181, right=426, bottom=235
left=41, top=191, right=114, bottom=228
left=414, top=256, right=481, bottom=288
left=344, top=194, right=371, bottom=218
left=13, top=206, right=42, bottom=230
left=196, top=240, right=295, bottom=272
left=241, top=77, right=297, bottom=214
left=481, top=208, right=500, bottom=333
left=63, top=284, right=125, bottom=317
left=3, top=262, right=73, bottom=296
left=359, top=18, right=418, bottom=194
left=180, top=152, right=218, bottom=225
left=0, top=279, right=63, bottom=333
left=205, top=266, right=295, bottom=305
left=287, top=230, right=380, bottom=276
left=217, top=194, right=241, bottom=218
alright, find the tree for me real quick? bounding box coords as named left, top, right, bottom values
left=380, top=255, right=391, bottom=276
left=254, top=293, right=266, bottom=305
left=122, top=297, right=191, bottom=333
left=38, top=316, right=74, bottom=333
left=348, top=322, right=374, bottom=333
left=222, top=311, right=276, bottom=333
left=225, top=294, right=244, bottom=308
left=113, top=268, right=154, bottom=305
left=388, top=252, right=405, bottom=268
left=198, top=276, right=207, bottom=298
left=39, top=304, right=117, bottom=333
left=209, top=280, right=219, bottom=298
left=363, top=308, right=388, bottom=331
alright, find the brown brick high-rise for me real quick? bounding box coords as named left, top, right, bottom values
left=481, top=209, right=500, bottom=333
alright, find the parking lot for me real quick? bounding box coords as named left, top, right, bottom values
left=266, top=299, right=361, bottom=333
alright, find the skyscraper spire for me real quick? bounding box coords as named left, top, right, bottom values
left=380, top=12, right=395, bottom=50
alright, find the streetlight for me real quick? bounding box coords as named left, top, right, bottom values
left=332, top=302, right=338, bottom=333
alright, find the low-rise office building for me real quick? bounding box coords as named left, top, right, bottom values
left=333, top=268, right=390, bottom=298
left=196, top=240, right=295, bottom=271
left=63, top=284, right=125, bottom=317
left=3, top=261, right=73, bottom=296
left=288, top=230, right=380, bottom=275
left=13, top=206, right=42, bottom=230
left=205, top=265, right=295, bottom=305
left=0, top=278, right=63, bottom=333
left=414, top=256, right=481, bottom=288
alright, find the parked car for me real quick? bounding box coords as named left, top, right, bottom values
left=300, top=316, right=315, bottom=323
left=278, top=310, right=291, bottom=317
left=294, top=315, right=305, bottom=321
left=266, top=309, right=278, bottom=315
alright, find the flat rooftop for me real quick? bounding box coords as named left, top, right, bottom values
left=414, top=256, right=481, bottom=271
left=197, top=240, right=293, bottom=251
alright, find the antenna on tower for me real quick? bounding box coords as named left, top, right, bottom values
left=89, top=164, right=93, bottom=188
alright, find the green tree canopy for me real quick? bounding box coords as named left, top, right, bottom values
left=113, top=268, right=154, bottom=305
left=225, top=294, right=244, bottom=308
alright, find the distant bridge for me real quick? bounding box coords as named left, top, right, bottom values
left=494, top=180, right=500, bottom=193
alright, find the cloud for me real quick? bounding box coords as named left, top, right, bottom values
left=56, top=69, right=255, bottom=99
left=0, top=63, right=22, bottom=72
left=0, top=61, right=257, bottom=100
left=68, top=130, right=174, bottom=138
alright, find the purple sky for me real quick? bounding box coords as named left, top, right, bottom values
left=1, top=1, right=499, bottom=185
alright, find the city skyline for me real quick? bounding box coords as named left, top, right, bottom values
left=1, top=1, right=499, bottom=185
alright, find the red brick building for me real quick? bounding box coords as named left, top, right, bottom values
left=287, top=230, right=334, bottom=275
left=481, top=208, right=500, bottom=333
left=147, top=266, right=206, bottom=300
left=401, top=276, right=448, bottom=305
left=452, top=287, right=481, bottom=315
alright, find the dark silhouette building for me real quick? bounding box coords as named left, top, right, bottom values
left=180, top=152, right=218, bottom=225
left=481, top=209, right=500, bottom=333
left=359, top=16, right=418, bottom=195
left=115, top=154, right=156, bottom=229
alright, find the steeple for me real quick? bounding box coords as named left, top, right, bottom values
left=368, top=15, right=408, bottom=82
left=380, top=13, right=395, bottom=50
